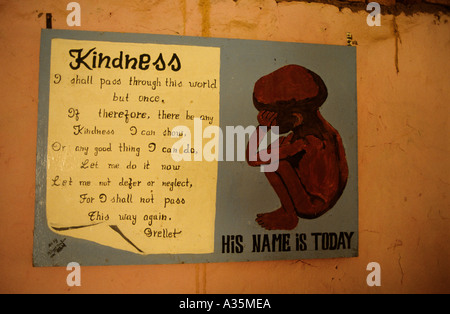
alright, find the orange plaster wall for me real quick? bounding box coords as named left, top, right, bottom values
left=0, top=0, right=449, bottom=293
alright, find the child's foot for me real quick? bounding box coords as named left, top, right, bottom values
left=256, top=207, right=299, bottom=230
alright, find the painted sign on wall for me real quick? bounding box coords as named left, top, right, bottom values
left=34, top=29, right=357, bottom=266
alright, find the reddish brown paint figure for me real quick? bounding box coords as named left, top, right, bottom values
left=247, top=65, right=348, bottom=230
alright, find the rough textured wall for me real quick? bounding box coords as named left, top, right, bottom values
left=0, top=0, right=448, bottom=293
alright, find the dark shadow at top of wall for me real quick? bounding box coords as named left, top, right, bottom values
left=275, top=0, right=450, bottom=16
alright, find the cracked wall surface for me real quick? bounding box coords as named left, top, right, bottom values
left=0, top=0, right=449, bottom=293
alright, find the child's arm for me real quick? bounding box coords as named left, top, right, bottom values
left=247, top=130, right=311, bottom=166
left=246, top=125, right=269, bottom=166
